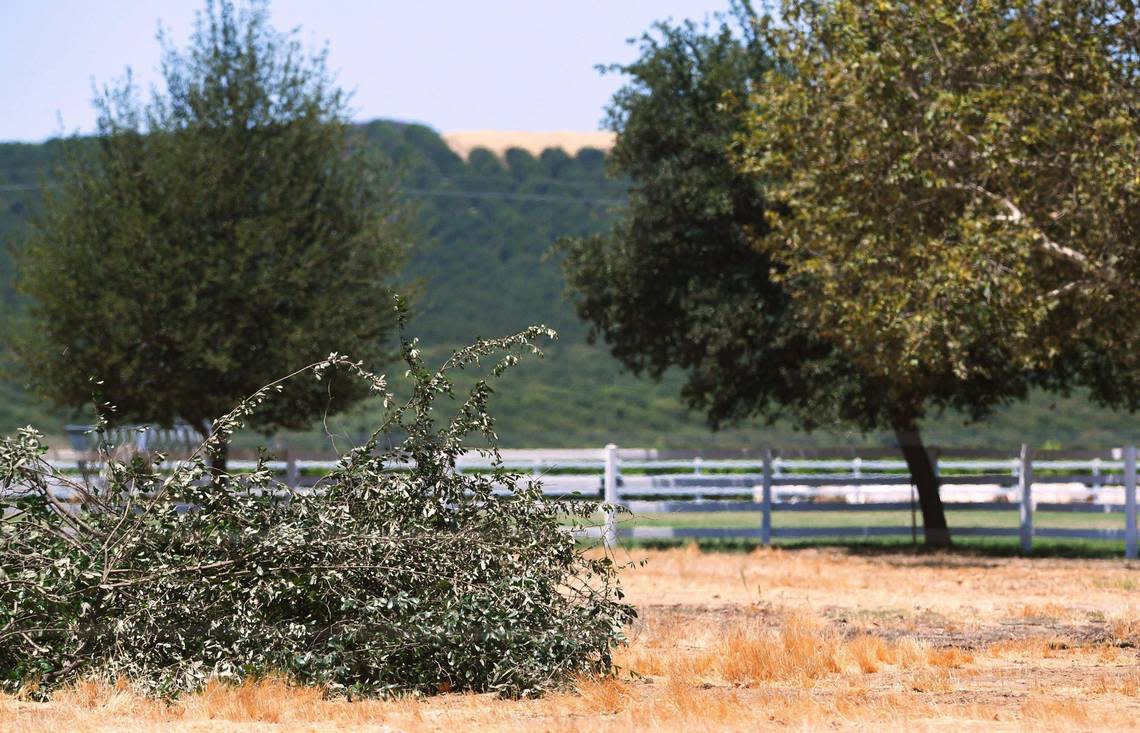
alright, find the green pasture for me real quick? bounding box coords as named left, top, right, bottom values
left=580, top=508, right=1132, bottom=558
left=619, top=509, right=1122, bottom=531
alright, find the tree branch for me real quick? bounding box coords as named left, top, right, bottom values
left=954, top=183, right=1121, bottom=285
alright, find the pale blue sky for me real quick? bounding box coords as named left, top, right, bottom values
left=0, top=0, right=732, bottom=142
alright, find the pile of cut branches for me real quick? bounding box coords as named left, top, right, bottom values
left=0, top=324, right=632, bottom=697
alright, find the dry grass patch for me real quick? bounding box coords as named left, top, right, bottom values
left=1014, top=602, right=1075, bottom=620
left=7, top=547, right=1140, bottom=732
left=1090, top=670, right=1140, bottom=696
left=1020, top=694, right=1092, bottom=725
left=618, top=610, right=975, bottom=690
left=1111, top=611, right=1140, bottom=644
left=988, top=636, right=1072, bottom=659
left=559, top=676, right=633, bottom=715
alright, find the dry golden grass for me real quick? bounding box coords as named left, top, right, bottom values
left=5, top=545, right=1140, bottom=732
left=1111, top=611, right=1140, bottom=644
left=1014, top=602, right=1074, bottom=620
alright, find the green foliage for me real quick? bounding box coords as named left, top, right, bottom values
left=561, top=1, right=1140, bottom=452
left=10, top=1, right=407, bottom=441
left=559, top=3, right=885, bottom=435
left=5, top=56, right=1140, bottom=450
left=741, top=0, right=1140, bottom=422
left=0, top=323, right=632, bottom=697
left=358, top=121, right=621, bottom=345
left=560, top=0, right=1140, bottom=543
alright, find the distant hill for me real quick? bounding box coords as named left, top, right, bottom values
left=1, top=121, right=1138, bottom=450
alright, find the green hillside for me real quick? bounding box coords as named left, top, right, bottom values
left=2, top=121, right=1138, bottom=451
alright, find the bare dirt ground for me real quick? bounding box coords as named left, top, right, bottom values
left=4, top=545, right=1140, bottom=732
left=441, top=130, right=615, bottom=160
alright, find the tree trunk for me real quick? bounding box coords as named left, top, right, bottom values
left=892, top=420, right=952, bottom=548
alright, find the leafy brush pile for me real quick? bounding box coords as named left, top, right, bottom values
left=0, top=326, right=633, bottom=697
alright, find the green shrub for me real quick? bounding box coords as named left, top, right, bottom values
left=0, top=323, right=632, bottom=697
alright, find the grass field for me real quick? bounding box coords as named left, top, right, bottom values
left=4, top=544, right=1140, bottom=731
left=607, top=508, right=1129, bottom=557
left=622, top=509, right=1123, bottom=531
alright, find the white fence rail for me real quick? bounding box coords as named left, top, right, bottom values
left=36, top=443, right=1140, bottom=557
left=576, top=445, right=1139, bottom=558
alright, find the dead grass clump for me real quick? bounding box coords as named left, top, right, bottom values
left=177, top=677, right=326, bottom=723
left=564, top=676, right=633, bottom=714
left=847, top=634, right=896, bottom=673
left=0, top=680, right=177, bottom=733
left=926, top=647, right=974, bottom=668
left=1090, top=670, right=1140, bottom=696
left=1097, top=644, right=1122, bottom=662
left=887, top=637, right=937, bottom=669
left=1110, top=613, right=1140, bottom=645
left=168, top=677, right=404, bottom=727
left=988, top=637, right=1069, bottom=659
left=1015, top=602, right=1072, bottom=620
left=620, top=611, right=978, bottom=691
left=632, top=673, right=748, bottom=729
left=613, top=614, right=691, bottom=677
left=659, top=673, right=706, bottom=718
left=844, top=634, right=972, bottom=673
left=1092, top=574, right=1139, bottom=592
left=1020, top=694, right=1091, bottom=724
left=836, top=689, right=940, bottom=723
left=910, top=668, right=954, bottom=693
left=712, top=617, right=842, bottom=685
left=51, top=678, right=156, bottom=717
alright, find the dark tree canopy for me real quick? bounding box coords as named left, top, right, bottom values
left=12, top=0, right=407, bottom=448
left=559, top=6, right=963, bottom=544
left=563, top=0, right=1140, bottom=546
left=565, top=4, right=841, bottom=430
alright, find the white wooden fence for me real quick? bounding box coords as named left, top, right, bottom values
left=40, top=443, right=1140, bottom=557
left=583, top=444, right=1140, bottom=557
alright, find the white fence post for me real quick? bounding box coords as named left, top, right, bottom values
left=761, top=447, right=773, bottom=547
left=1019, top=444, right=1033, bottom=555
left=603, top=443, right=619, bottom=549
left=1125, top=445, right=1137, bottom=560
left=285, top=457, right=300, bottom=487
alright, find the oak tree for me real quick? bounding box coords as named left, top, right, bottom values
left=559, top=4, right=963, bottom=544
left=738, top=0, right=1140, bottom=539
left=564, top=1, right=1140, bottom=546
